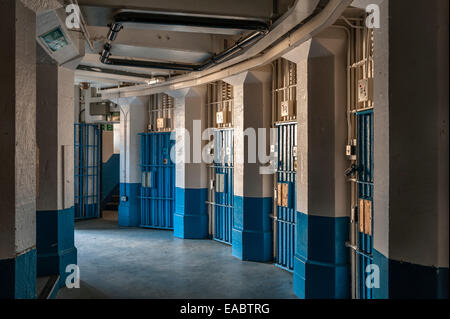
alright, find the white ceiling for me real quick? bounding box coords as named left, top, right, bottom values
left=74, top=0, right=296, bottom=86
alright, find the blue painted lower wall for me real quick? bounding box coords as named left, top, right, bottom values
left=102, top=154, right=120, bottom=209
left=293, top=212, right=350, bottom=299
left=174, top=187, right=208, bottom=239
left=118, top=183, right=141, bottom=227
left=36, top=207, right=77, bottom=288
left=373, top=249, right=448, bottom=299
left=0, top=249, right=37, bottom=299
left=232, top=196, right=272, bottom=262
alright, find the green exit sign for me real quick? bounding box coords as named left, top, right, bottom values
left=102, top=124, right=114, bottom=131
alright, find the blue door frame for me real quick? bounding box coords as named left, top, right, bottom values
left=74, top=123, right=101, bottom=220
left=356, top=109, right=374, bottom=299
left=212, top=129, right=234, bottom=245
left=139, top=132, right=175, bottom=230
left=274, top=122, right=297, bottom=272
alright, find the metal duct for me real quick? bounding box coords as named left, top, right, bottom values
left=99, top=12, right=270, bottom=71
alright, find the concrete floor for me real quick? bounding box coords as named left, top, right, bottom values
left=57, top=211, right=296, bottom=299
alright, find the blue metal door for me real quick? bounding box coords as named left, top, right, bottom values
left=356, top=110, right=374, bottom=299
left=139, top=132, right=175, bottom=230
left=274, top=122, right=297, bottom=271
left=74, top=123, right=101, bottom=220
left=212, top=129, right=234, bottom=244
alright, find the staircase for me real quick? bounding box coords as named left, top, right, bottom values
left=104, top=194, right=120, bottom=211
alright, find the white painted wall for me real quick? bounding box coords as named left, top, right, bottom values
left=0, top=0, right=36, bottom=259
left=170, top=87, right=208, bottom=190
left=225, top=68, right=273, bottom=199
left=284, top=28, right=348, bottom=219
left=58, top=67, right=75, bottom=210
left=103, top=131, right=114, bottom=163
left=116, top=97, right=149, bottom=184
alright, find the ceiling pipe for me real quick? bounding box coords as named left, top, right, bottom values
left=100, top=0, right=350, bottom=99
left=113, top=11, right=268, bottom=31
left=99, top=12, right=269, bottom=71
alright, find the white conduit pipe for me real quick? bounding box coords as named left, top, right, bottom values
left=101, top=0, right=353, bottom=99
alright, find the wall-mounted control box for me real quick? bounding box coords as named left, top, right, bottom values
left=157, top=118, right=166, bottom=129
left=90, top=102, right=111, bottom=116
left=142, top=172, right=154, bottom=188
left=216, top=111, right=224, bottom=124
left=216, top=173, right=225, bottom=193
left=358, top=78, right=373, bottom=103
left=277, top=183, right=289, bottom=207
left=346, top=139, right=357, bottom=161
left=281, top=100, right=295, bottom=118
left=216, top=111, right=231, bottom=125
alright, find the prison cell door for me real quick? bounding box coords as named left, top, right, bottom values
left=274, top=122, right=297, bottom=271
left=139, top=132, right=175, bottom=230
left=209, top=129, right=234, bottom=244
left=355, top=110, right=374, bottom=299
left=74, top=123, right=101, bottom=220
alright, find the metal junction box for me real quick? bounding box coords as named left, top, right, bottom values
left=358, top=78, right=374, bottom=103
left=216, top=173, right=225, bottom=193
left=216, top=111, right=230, bottom=125
left=90, top=102, right=111, bottom=116
left=280, top=100, right=295, bottom=118
left=157, top=118, right=167, bottom=129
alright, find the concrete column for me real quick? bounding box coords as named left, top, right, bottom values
left=115, top=97, right=149, bottom=227
left=0, top=0, right=37, bottom=299
left=169, top=87, right=209, bottom=239
left=284, top=27, right=349, bottom=298
left=224, top=67, right=273, bottom=262
left=36, top=52, right=77, bottom=287
left=370, top=0, right=449, bottom=299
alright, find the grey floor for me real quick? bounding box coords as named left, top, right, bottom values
left=57, top=211, right=296, bottom=299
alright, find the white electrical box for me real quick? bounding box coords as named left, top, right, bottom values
left=142, top=172, right=154, bottom=188
left=346, top=145, right=352, bottom=156
left=358, top=78, right=373, bottom=102
left=216, top=174, right=225, bottom=193
left=217, top=111, right=230, bottom=125
left=281, top=100, right=295, bottom=118
left=157, top=118, right=166, bottom=129
left=216, top=111, right=224, bottom=124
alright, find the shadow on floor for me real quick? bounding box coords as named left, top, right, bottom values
left=57, top=211, right=296, bottom=299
